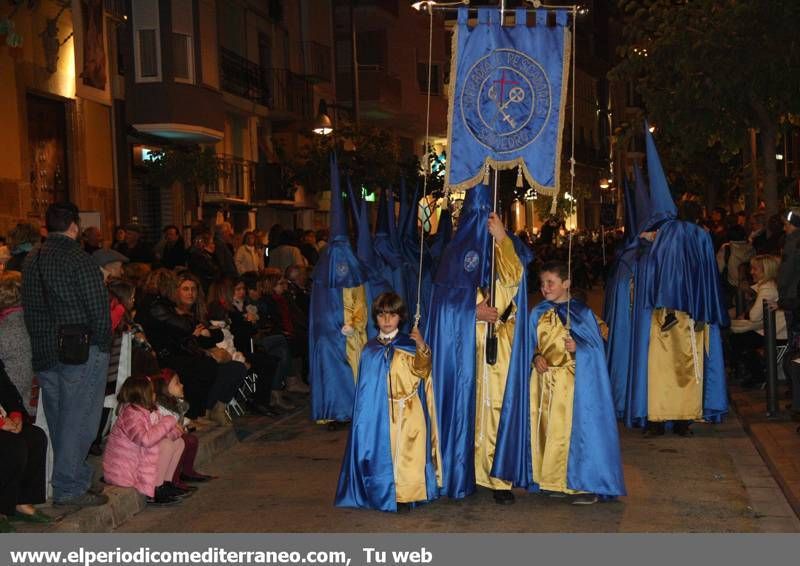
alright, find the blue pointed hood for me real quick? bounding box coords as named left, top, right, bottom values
left=642, top=120, right=677, bottom=229
left=375, top=188, right=389, bottom=235
left=312, top=153, right=365, bottom=288
left=622, top=177, right=637, bottom=244
left=356, top=197, right=375, bottom=265
left=329, top=153, right=349, bottom=239
left=434, top=183, right=492, bottom=289
left=398, top=177, right=410, bottom=238
left=429, top=203, right=453, bottom=264
left=632, top=161, right=651, bottom=234
left=374, top=188, right=403, bottom=269
left=345, top=176, right=362, bottom=229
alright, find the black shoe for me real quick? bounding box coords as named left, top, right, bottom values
left=661, top=311, right=678, bottom=332
left=160, top=482, right=193, bottom=499
left=493, top=490, right=515, bottom=505
left=181, top=472, right=215, bottom=483
left=327, top=421, right=341, bottom=431
left=396, top=503, right=412, bottom=513
left=146, top=492, right=181, bottom=507
left=643, top=421, right=665, bottom=437
left=673, top=421, right=693, bottom=437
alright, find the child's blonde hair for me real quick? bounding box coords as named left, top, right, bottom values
left=116, top=376, right=156, bottom=414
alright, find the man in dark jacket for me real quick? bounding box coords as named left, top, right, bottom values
left=187, top=233, right=220, bottom=293
left=21, top=202, right=110, bottom=507
left=154, top=225, right=187, bottom=269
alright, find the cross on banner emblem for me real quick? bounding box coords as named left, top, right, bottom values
left=460, top=49, right=552, bottom=153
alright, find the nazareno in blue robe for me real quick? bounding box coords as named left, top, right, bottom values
left=623, top=122, right=728, bottom=426
left=644, top=219, right=729, bottom=423
left=335, top=334, right=439, bottom=512
left=492, top=299, right=626, bottom=498
left=309, top=155, right=366, bottom=422
left=425, top=183, right=493, bottom=498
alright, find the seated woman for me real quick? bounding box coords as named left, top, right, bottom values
left=0, top=360, right=50, bottom=532
left=730, top=255, right=786, bottom=387
left=207, top=278, right=290, bottom=414
left=140, top=271, right=247, bottom=425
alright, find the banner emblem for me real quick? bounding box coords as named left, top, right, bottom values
left=461, top=49, right=551, bottom=153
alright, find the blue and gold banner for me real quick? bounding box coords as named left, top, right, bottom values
left=446, top=7, right=571, bottom=198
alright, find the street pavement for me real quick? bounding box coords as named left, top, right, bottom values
left=115, top=289, right=800, bottom=533
left=116, top=404, right=797, bottom=533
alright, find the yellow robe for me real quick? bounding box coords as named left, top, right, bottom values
left=387, top=345, right=443, bottom=502
left=647, top=308, right=707, bottom=421
left=474, top=236, right=523, bottom=490
left=530, top=308, right=584, bottom=494
left=343, top=285, right=368, bottom=382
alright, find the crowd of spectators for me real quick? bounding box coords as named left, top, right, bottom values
left=0, top=205, right=322, bottom=528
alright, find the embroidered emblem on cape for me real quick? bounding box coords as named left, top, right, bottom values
left=460, top=49, right=551, bottom=154
left=464, top=250, right=480, bottom=273
left=336, top=262, right=349, bottom=277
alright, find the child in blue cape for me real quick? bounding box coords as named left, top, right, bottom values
left=493, top=261, right=625, bottom=504
left=335, top=292, right=441, bottom=512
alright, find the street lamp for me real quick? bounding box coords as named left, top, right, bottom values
left=313, top=100, right=333, bottom=136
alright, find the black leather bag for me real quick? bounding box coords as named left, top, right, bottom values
left=56, top=324, right=92, bottom=365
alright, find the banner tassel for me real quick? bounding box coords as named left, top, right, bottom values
left=516, top=165, right=524, bottom=188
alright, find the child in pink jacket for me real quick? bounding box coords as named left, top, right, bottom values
left=103, top=376, right=187, bottom=506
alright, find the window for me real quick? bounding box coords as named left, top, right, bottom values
left=171, top=0, right=195, bottom=82
left=417, top=62, right=441, bottom=95
left=139, top=30, right=159, bottom=77
left=133, top=0, right=161, bottom=82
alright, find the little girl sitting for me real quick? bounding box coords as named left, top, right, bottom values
left=153, top=369, right=216, bottom=490
left=102, top=376, right=189, bottom=506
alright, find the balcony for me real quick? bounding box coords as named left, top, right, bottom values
left=264, top=69, right=313, bottom=121
left=336, top=67, right=402, bottom=119
left=205, top=155, right=256, bottom=201
left=220, top=47, right=267, bottom=105
left=300, top=41, right=332, bottom=83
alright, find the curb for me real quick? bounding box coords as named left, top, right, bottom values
left=51, top=425, right=238, bottom=533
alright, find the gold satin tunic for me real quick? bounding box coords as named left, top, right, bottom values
left=343, top=285, right=368, bottom=382
left=647, top=308, right=707, bottom=421
left=386, top=345, right=442, bottom=502
left=530, top=308, right=584, bottom=494
left=474, top=237, right=523, bottom=490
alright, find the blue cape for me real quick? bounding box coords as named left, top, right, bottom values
left=622, top=225, right=728, bottom=427
left=425, top=184, right=492, bottom=498
left=334, top=335, right=439, bottom=511
left=493, top=299, right=626, bottom=497
left=645, top=220, right=729, bottom=326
